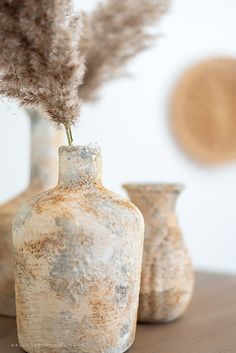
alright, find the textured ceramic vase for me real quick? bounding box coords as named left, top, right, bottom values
left=0, top=109, right=63, bottom=317
left=123, top=183, right=194, bottom=323
left=13, top=145, right=144, bottom=353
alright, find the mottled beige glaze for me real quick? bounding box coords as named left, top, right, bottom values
left=0, top=110, right=64, bottom=317
left=13, top=146, right=144, bottom=353
left=123, top=183, right=194, bottom=323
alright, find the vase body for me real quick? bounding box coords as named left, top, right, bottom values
left=0, top=109, right=63, bottom=316
left=123, top=183, right=194, bottom=323
left=13, top=146, right=144, bottom=353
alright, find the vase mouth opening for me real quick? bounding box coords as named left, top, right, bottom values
left=59, top=144, right=101, bottom=153
left=123, top=183, right=185, bottom=193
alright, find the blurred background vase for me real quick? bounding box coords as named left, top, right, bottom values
left=13, top=145, right=144, bottom=353
left=0, top=109, right=63, bottom=317
left=123, top=183, right=194, bottom=323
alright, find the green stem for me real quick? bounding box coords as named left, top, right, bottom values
left=64, top=124, right=74, bottom=146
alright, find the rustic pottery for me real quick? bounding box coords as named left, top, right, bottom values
left=123, top=183, right=194, bottom=323
left=0, top=110, right=63, bottom=317
left=13, top=145, right=144, bottom=353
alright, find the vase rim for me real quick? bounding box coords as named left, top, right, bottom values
left=59, top=144, right=101, bottom=153
left=123, top=183, right=185, bottom=192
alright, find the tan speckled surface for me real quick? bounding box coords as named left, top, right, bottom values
left=124, top=183, right=194, bottom=323
left=13, top=146, right=144, bottom=353
left=1, top=273, right=236, bottom=353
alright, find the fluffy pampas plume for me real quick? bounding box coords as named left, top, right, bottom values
left=0, top=0, right=85, bottom=145
left=80, top=0, right=170, bottom=101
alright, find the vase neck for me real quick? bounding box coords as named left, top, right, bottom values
left=58, top=145, right=102, bottom=188
left=124, top=184, right=183, bottom=223
left=28, top=109, right=64, bottom=190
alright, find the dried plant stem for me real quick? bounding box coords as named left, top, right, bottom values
left=64, top=124, right=74, bottom=146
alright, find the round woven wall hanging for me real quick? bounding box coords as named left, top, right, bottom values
left=170, top=58, right=236, bottom=164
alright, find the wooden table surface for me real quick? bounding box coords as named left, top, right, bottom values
left=0, top=272, right=236, bottom=353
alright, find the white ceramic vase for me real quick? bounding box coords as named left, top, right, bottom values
left=0, top=109, right=63, bottom=316
left=13, top=145, right=144, bottom=353
left=123, top=183, right=194, bottom=323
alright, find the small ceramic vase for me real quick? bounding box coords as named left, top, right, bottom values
left=0, top=109, right=63, bottom=316
left=123, top=183, right=194, bottom=323
left=13, top=145, right=144, bottom=353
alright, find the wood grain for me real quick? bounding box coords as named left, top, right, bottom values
left=0, top=272, right=236, bottom=353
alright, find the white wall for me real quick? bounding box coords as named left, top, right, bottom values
left=1, top=0, right=236, bottom=273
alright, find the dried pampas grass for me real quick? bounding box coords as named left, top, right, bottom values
left=80, top=0, right=170, bottom=101
left=0, top=0, right=85, bottom=143
left=0, top=0, right=170, bottom=143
